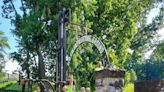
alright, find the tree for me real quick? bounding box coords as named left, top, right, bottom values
left=135, top=59, right=164, bottom=80
left=0, top=31, right=9, bottom=80
left=128, top=4, right=164, bottom=69
left=134, top=41, right=164, bottom=81
left=2, top=0, right=58, bottom=79
left=66, top=0, right=164, bottom=89
left=0, top=31, right=9, bottom=58
left=1, top=0, right=164, bottom=91
left=70, top=43, right=101, bottom=90
left=10, top=49, right=33, bottom=79
left=151, top=42, right=164, bottom=61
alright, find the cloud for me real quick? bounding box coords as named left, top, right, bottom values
left=157, top=28, right=164, bottom=41
left=3, top=56, right=20, bottom=74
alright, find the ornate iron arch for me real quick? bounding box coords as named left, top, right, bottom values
left=67, top=35, right=110, bottom=66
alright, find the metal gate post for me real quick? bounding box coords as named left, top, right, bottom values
left=56, top=8, right=70, bottom=92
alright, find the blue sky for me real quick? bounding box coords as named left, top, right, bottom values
left=0, top=17, right=18, bottom=53
left=0, top=0, right=22, bottom=74
left=0, top=0, right=163, bottom=74
left=0, top=0, right=22, bottom=53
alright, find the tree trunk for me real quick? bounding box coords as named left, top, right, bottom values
left=26, top=51, right=32, bottom=92
left=22, top=84, right=26, bottom=92
left=36, top=42, right=45, bottom=92
left=27, top=70, right=32, bottom=92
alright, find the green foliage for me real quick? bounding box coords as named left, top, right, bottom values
left=0, top=72, right=5, bottom=81
left=10, top=51, right=35, bottom=78
left=0, top=31, right=9, bottom=80
left=124, top=83, right=134, bottom=92
left=129, top=69, right=137, bottom=82
left=133, top=42, right=164, bottom=81
left=125, top=69, right=137, bottom=85
left=0, top=31, right=9, bottom=50
left=2, top=0, right=59, bottom=79
left=130, top=7, right=164, bottom=68
left=125, top=71, right=131, bottom=85
left=151, top=42, right=164, bottom=60
left=135, top=59, right=164, bottom=81
left=70, top=43, right=100, bottom=90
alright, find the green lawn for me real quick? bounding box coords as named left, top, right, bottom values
left=0, top=81, right=21, bottom=91
left=4, top=81, right=21, bottom=91
left=0, top=81, right=38, bottom=91
left=0, top=81, right=17, bottom=88
left=124, top=83, right=134, bottom=92
left=1, top=81, right=134, bottom=92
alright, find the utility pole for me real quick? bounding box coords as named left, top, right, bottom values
left=56, top=8, right=70, bottom=92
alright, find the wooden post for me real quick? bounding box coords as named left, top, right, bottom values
left=21, top=79, right=26, bottom=92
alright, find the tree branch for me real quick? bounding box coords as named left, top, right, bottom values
left=9, top=0, right=18, bottom=14
left=21, top=0, right=26, bottom=16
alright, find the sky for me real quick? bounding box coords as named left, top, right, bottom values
left=0, top=1, right=163, bottom=74
left=144, top=6, right=164, bottom=59
left=0, top=1, right=21, bottom=74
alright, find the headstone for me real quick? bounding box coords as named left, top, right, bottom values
left=135, top=79, right=164, bottom=92
left=93, top=69, right=125, bottom=92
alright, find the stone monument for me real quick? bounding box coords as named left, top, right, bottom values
left=135, top=79, right=164, bottom=92
left=93, top=69, right=125, bottom=92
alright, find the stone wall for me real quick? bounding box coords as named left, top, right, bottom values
left=135, top=79, right=164, bottom=92
left=94, top=69, right=125, bottom=92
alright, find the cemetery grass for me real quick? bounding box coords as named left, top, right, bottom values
left=0, top=81, right=38, bottom=91
left=124, top=83, right=134, bottom=92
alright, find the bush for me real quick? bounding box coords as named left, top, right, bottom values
left=125, top=69, right=137, bottom=85
left=124, top=83, right=134, bottom=92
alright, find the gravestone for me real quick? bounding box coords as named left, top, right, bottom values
left=135, top=79, right=164, bottom=92
left=93, top=69, right=125, bottom=92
